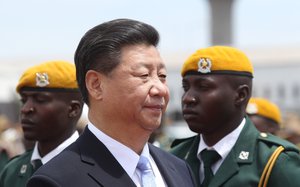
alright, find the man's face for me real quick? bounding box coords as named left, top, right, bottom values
left=20, top=91, right=72, bottom=142
left=181, top=74, right=237, bottom=134
left=101, top=44, right=169, bottom=132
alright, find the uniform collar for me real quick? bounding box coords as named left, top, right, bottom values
left=197, top=118, right=245, bottom=160
left=31, top=131, right=79, bottom=165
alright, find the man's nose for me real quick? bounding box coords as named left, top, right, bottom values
left=182, top=91, right=197, bottom=105
left=149, top=78, right=169, bottom=98
left=21, top=100, right=35, bottom=114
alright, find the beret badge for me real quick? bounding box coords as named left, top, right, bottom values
left=197, top=58, right=212, bottom=73
left=36, top=72, right=49, bottom=87
left=246, top=103, right=258, bottom=114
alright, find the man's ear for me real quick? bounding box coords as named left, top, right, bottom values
left=235, top=84, right=250, bottom=106
left=85, top=70, right=103, bottom=101
left=68, top=100, right=83, bottom=118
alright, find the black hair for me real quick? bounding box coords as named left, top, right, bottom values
left=74, top=18, right=160, bottom=105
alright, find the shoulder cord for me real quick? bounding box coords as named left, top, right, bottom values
left=258, top=146, right=285, bottom=187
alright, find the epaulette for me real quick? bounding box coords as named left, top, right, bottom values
left=257, top=132, right=299, bottom=152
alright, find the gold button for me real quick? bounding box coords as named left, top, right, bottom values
left=260, top=132, right=268, bottom=138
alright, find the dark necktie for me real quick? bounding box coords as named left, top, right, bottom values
left=137, top=156, right=156, bottom=187
left=32, top=159, right=43, bottom=171
left=200, top=149, right=221, bottom=187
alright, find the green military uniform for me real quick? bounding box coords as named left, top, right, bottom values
left=170, top=118, right=300, bottom=187
left=0, top=150, right=36, bottom=187
left=0, top=151, right=9, bottom=173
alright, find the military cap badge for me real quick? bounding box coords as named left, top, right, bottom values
left=246, top=103, right=258, bottom=114
left=197, top=58, right=212, bottom=73
left=36, top=72, right=49, bottom=87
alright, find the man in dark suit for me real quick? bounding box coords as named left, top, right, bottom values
left=27, top=18, right=196, bottom=187
left=170, top=46, right=300, bottom=187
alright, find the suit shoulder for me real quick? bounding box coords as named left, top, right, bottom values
left=149, top=144, right=185, bottom=164
left=257, top=132, right=299, bottom=152
left=149, top=144, right=195, bottom=185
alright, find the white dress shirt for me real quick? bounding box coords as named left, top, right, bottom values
left=88, top=121, right=167, bottom=187
left=197, top=118, right=246, bottom=183
left=31, top=131, right=79, bottom=165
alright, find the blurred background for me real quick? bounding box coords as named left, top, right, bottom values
left=1, top=0, right=300, bottom=152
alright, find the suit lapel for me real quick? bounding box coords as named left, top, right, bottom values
left=78, top=127, right=136, bottom=187
left=149, top=144, right=179, bottom=187
left=210, top=117, right=259, bottom=187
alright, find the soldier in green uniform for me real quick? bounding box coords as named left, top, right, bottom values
left=0, top=151, right=9, bottom=172
left=170, top=46, right=300, bottom=187
left=0, top=60, right=84, bottom=187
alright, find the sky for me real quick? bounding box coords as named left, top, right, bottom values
left=0, top=0, right=207, bottom=60
left=1, top=0, right=300, bottom=59
left=0, top=0, right=300, bottom=101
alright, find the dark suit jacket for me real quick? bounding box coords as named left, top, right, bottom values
left=170, top=117, right=300, bottom=187
left=27, top=127, right=196, bottom=187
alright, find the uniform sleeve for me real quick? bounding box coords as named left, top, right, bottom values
left=0, top=160, right=14, bottom=187
left=268, top=150, right=300, bottom=187
left=0, top=169, right=6, bottom=187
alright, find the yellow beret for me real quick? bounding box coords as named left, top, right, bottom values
left=246, top=97, right=282, bottom=124
left=16, top=60, right=78, bottom=93
left=181, top=46, right=254, bottom=77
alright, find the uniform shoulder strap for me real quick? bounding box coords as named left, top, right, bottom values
left=258, top=146, right=285, bottom=187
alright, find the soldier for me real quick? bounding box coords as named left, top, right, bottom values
left=246, top=97, right=281, bottom=135
left=0, top=60, right=84, bottom=187
left=170, top=46, right=300, bottom=187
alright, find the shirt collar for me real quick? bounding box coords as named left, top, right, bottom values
left=31, top=131, right=79, bottom=164
left=87, top=121, right=149, bottom=179
left=197, top=118, right=245, bottom=160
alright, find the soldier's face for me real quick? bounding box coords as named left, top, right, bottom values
left=181, top=74, right=237, bottom=135
left=19, top=91, right=72, bottom=142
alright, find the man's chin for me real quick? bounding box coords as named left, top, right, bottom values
left=143, top=122, right=160, bottom=132
left=187, top=123, right=205, bottom=134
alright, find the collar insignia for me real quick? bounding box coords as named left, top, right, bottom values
left=36, top=72, right=49, bottom=87
left=20, top=164, right=27, bottom=174
left=198, top=58, right=212, bottom=73
left=239, top=151, right=249, bottom=160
